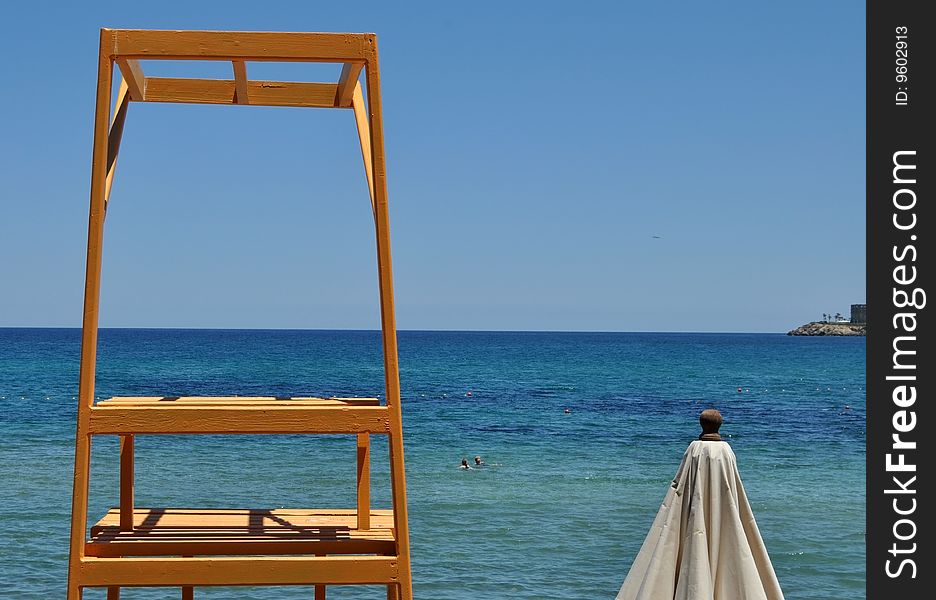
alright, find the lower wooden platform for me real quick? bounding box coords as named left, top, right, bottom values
left=89, top=396, right=390, bottom=434
left=75, top=554, right=400, bottom=588
left=88, top=507, right=396, bottom=557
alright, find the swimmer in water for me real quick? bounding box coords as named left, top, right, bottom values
left=460, top=458, right=471, bottom=470
left=474, top=455, right=483, bottom=466
left=564, top=408, right=572, bottom=414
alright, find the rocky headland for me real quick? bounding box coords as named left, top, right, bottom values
left=787, top=322, right=866, bottom=336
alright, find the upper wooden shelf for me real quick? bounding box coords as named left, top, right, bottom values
left=102, top=30, right=374, bottom=108
left=104, top=29, right=376, bottom=62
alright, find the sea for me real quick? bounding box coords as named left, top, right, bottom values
left=0, top=328, right=865, bottom=599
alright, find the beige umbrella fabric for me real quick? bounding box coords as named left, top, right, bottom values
left=617, top=438, right=785, bottom=600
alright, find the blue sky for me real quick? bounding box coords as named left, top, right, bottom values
left=0, top=1, right=865, bottom=332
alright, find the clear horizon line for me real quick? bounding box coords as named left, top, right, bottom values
left=1, top=325, right=800, bottom=335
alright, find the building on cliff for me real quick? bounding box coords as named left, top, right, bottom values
left=851, top=303, right=867, bottom=324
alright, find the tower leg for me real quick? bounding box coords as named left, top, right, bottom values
left=67, top=32, right=113, bottom=600
left=363, top=37, right=414, bottom=600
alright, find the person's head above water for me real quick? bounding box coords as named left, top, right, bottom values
left=461, top=458, right=470, bottom=468
left=474, top=455, right=482, bottom=465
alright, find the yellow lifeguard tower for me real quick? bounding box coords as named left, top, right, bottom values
left=66, top=29, right=413, bottom=599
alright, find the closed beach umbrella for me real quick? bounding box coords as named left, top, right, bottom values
left=617, top=409, right=784, bottom=600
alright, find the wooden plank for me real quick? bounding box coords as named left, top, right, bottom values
left=232, top=60, right=248, bottom=104
left=89, top=405, right=391, bottom=434
left=357, top=433, right=371, bottom=530
left=100, top=396, right=379, bottom=406
left=115, top=58, right=145, bottom=101
left=87, top=539, right=396, bottom=558
left=118, top=435, right=133, bottom=531
left=351, top=81, right=376, bottom=217
left=76, top=555, right=399, bottom=586
left=90, top=528, right=393, bottom=540
left=92, top=507, right=394, bottom=530
left=87, top=506, right=396, bottom=556
left=109, top=29, right=371, bottom=61
left=142, top=77, right=341, bottom=108
left=335, top=62, right=364, bottom=107
left=100, top=400, right=370, bottom=407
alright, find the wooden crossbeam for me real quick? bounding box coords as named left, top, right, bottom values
left=142, top=78, right=341, bottom=108
left=77, top=555, right=399, bottom=586
left=232, top=61, right=248, bottom=104
left=89, top=405, right=391, bottom=434
left=335, top=62, right=364, bottom=107
left=115, top=59, right=145, bottom=101
left=108, top=29, right=372, bottom=62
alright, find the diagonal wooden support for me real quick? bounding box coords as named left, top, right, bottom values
left=104, top=78, right=131, bottom=212
left=115, top=58, right=145, bottom=101
left=351, top=82, right=376, bottom=220
left=335, top=62, right=364, bottom=107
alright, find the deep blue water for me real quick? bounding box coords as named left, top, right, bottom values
left=0, top=328, right=865, bottom=599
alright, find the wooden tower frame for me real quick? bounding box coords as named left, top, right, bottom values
left=67, top=29, right=412, bottom=599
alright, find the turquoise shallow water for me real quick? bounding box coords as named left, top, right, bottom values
left=0, top=328, right=865, bottom=599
